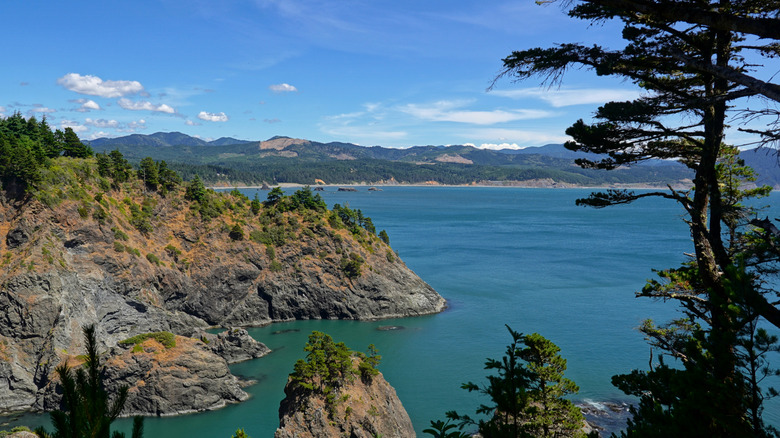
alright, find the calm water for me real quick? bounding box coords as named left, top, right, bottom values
left=5, top=187, right=779, bottom=436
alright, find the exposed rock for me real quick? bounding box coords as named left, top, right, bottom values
left=6, top=431, right=38, bottom=438
left=196, top=328, right=271, bottom=364
left=275, top=366, right=415, bottom=438
left=104, top=336, right=249, bottom=416
left=0, top=178, right=443, bottom=415
left=337, top=187, right=358, bottom=192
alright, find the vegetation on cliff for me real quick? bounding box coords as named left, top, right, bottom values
left=275, top=332, right=412, bottom=438
left=0, top=112, right=443, bottom=416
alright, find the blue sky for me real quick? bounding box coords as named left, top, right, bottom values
left=0, top=0, right=671, bottom=148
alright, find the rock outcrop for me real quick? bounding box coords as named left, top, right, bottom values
left=275, top=367, right=415, bottom=438
left=0, top=172, right=444, bottom=415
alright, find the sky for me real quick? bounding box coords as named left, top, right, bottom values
left=0, top=0, right=767, bottom=149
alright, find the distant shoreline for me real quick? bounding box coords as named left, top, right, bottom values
left=211, top=180, right=694, bottom=191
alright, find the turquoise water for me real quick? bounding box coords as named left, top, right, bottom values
left=5, top=187, right=779, bottom=436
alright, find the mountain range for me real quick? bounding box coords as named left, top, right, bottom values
left=86, top=132, right=780, bottom=188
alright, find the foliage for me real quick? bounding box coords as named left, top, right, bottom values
left=340, top=252, right=364, bottom=279
left=423, top=420, right=470, bottom=438
left=378, top=230, right=390, bottom=246
left=357, top=344, right=381, bottom=383
left=119, top=332, right=176, bottom=349
left=446, top=326, right=591, bottom=438
left=289, top=332, right=381, bottom=412
left=291, top=331, right=355, bottom=393
left=229, top=224, right=245, bottom=241
left=184, top=175, right=207, bottom=203
left=495, top=0, right=780, bottom=435
left=230, top=429, right=251, bottom=438
left=145, top=253, right=161, bottom=265
left=34, top=324, right=143, bottom=438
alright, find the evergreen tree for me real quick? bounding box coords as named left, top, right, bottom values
left=156, top=160, right=181, bottom=195
left=184, top=175, right=207, bottom=203
left=138, top=157, right=159, bottom=191
left=108, top=150, right=132, bottom=185
left=265, top=187, right=284, bottom=206
left=35, top=325, right=143, bottom=438
left=61, top=127, right=93, bottom=158
left=446, top=326, right=592, bottom=438
left=495, top=0, right=780, bottom=434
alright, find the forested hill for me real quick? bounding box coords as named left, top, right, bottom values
left=88, top=133, right=698, bottom=187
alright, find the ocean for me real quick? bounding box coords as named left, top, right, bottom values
left=5, top=187, right=779, bottom=436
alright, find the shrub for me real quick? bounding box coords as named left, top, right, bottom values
left=119, top=332, right=176, bottom=349
left=164, top=244, right=181, bottom=261
left=340, top=253, right=364, bottom=279
left=113, top=241, right=125, bottom=252
left=146, top=253, right=161, bottom=265
left=229, top=224, right=245, bottom=241
left=112, top=227, right=129, bottom=241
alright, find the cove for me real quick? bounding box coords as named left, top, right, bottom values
left=5, top=187, right=779, bottom=436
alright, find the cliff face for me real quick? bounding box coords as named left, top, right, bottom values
left=275, top=368, right=415, bottom=438
left=0, top=168, right=444, bottom=415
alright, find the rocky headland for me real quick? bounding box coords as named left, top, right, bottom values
left=275, top=367, right=415, bottom=438
left=0, top=156, right=444, bottom=415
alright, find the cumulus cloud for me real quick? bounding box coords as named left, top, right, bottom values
left=57, top=73, right=145, bottom=98
left=197, top=111, right=229, bottom=122
left=58, top=120, right=88, bottom=133
left=185, top=119, right=202, bottom=126
left=123, top=120, right=147, bottom=132
left=269, top=83, right=298, bottom=93
left=71, top=99, right=102, bottom=112
left=491, top=88, right=642, bottom=107
left=118, top=98, right=175, bottom=113
left=84, top=118, right=120, bottom=128
left=401, top=100, right=553, bottom=125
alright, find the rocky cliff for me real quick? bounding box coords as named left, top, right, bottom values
left=275, top=362, right=415, bottom=438
left=0, top=158, right=444, bottom=415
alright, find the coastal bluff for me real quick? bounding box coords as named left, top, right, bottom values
left=0, top=162, right=445, bottom=416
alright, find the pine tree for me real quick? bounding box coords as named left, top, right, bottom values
left=35, top=325, right=143, bottom=438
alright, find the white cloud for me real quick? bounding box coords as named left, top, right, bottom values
left=269, top=83, right=298, bottom=93
left=58, top=120, right=88, bottom=133
left=401, top=100, right=553, bottom=125
left=71, top=99, right=102, bottom=112
left=57, top=73, right=144, bottom=98
left=81, top=100, right=101, bottom=111
left=122, top=120, right=147, bottom=132
left=30, top=107, right=56, bottom=114
left=466, top=128, right=571, bottom=146
left=491, top=88, right=642, bottom=108
left=84, top=118, right=120, bottom=128
left=0, top=106, right=5, bottom=116
left=477, top=143, right=524, bottom=150
left=185, top=119, right=202, bottom=126
left=88, top=131, right=112, bottom=140
left=197, top=111, right=229, bottom=122
left=118, top=98, right=175, bottom=113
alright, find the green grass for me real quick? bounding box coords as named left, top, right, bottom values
left=119, top=332, right=176, bottom=349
